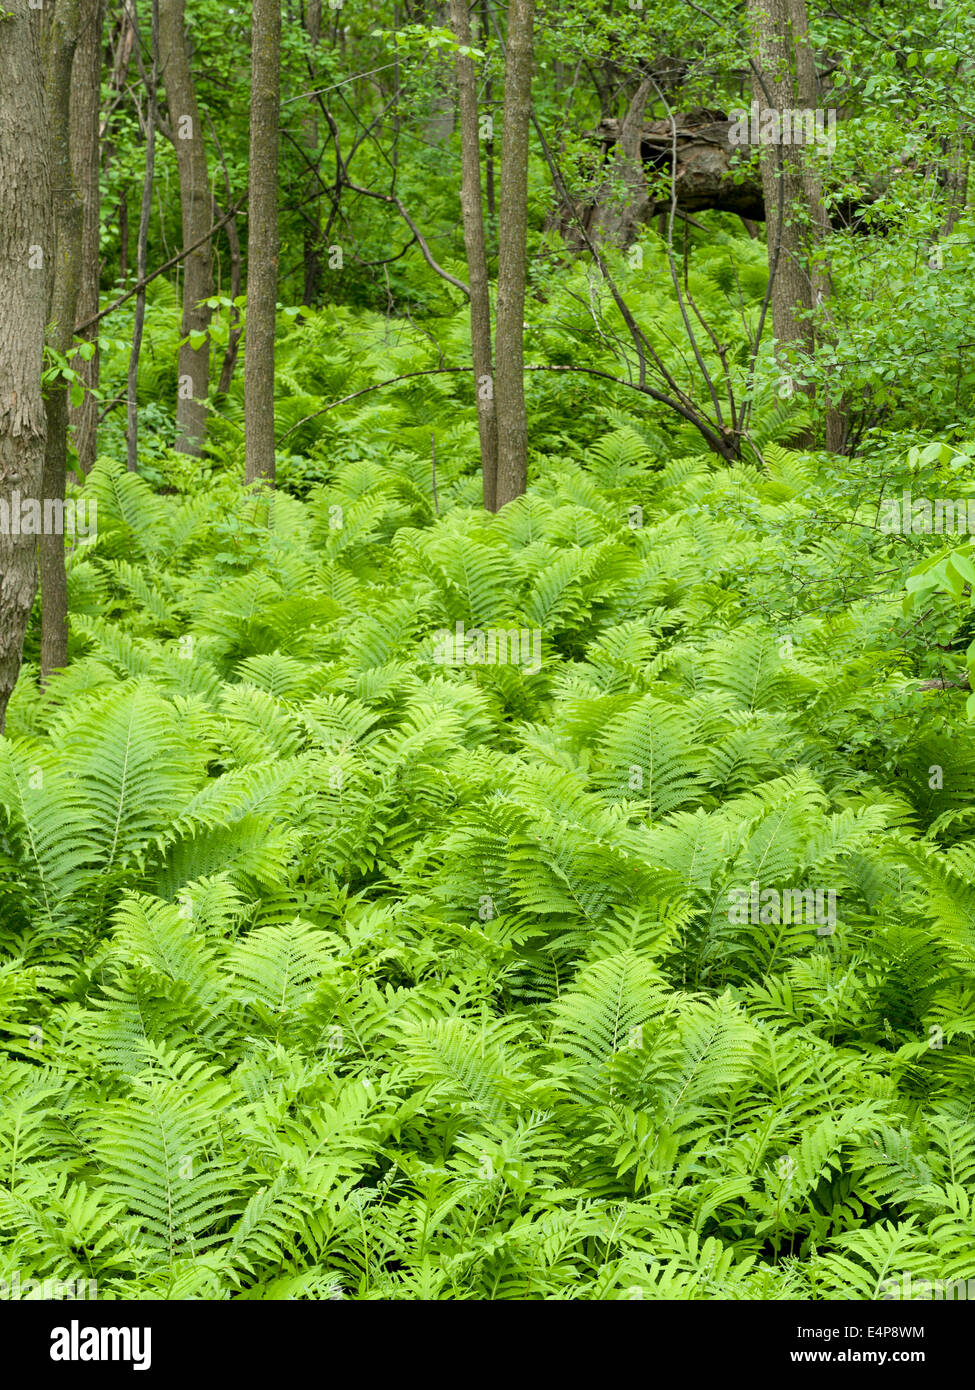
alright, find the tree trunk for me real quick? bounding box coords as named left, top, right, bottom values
left=480, top=0, right=495, bottom=227
left=590, top=77, right=654, bottom=247
left=159, top=0, right=213, bottom=455
left=216, top=193, right=243, bottom=396
left=748, top=0, right=826, bottom=435
left=449, top=0, right=498, bottom=511
left=788, top=0, right=843, bottom=451
left=244, top=0, right=281, bottom=487
left=301, top=0, right=322, bottom=308
left=0, top=0, right=52, bottom=729
left=118, top=193, right=128, bottom=281
left=102, top=0, right=135, bottom=289
left=68, top=0, right=104, bottom=477
left=126, top=0, right=157, bottom=473
left=40, top=0, right=82, bottom=684
left=424, top=4, right=455, bottom=148
left=493, top=0, right=533, bottom=508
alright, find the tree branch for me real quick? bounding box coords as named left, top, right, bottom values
left=74, top=197, right=247, bottom=334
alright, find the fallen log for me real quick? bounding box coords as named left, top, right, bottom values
left=579, top=107, right=905, bottom=241
left=592, top=108, right=765, bottom=223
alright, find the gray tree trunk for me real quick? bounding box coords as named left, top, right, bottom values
left=67, top=0, right=104, bottom=476
left=302, top=0, right=322, bottom=308
left=424, top=4, right=455, bottom=148
left=40, top=0, right=82, bottom=683
left=449, top=0, right=498, bottom=511
left=216, top=192, right=243, bottom=396
left=493, top=0, right=533, bottom=509
left=590, top=77, right=654, bottom=247
left=748, top=0, right=842, bottom=448
left=0, top=0, right=52, bottom=728
left=749, top=0, right=816, bottom=368
left=160, top=0, right=213, bottom=455
left=244, top=0, right=280, bottom=487
left=788, top=0, right=843, bottom=451
left=126, top=0, right=158, bottom=473
left=479, top=0, right=495, bottom=226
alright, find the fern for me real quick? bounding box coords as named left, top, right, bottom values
left=4, top=375, right=975, bottom=1302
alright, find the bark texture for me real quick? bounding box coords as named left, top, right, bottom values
left=301, top=0, right=323, bottom=308
left=493, top=0, right=533, bottom=509
left=748, top=0, right=818, bottom=377
left=449, top=0, right=498, bottom=511
left=126, top=0, right=157, bottom=473
left=748, top=0, right=843, bottom=450
left=0, top=1, right=52, bottom=728
left=589, top=77, right=655, bottom=246
left=40, top=0, right=82, bottom=682
left=160, top=0, right=213, bottom=455
left=480, top=0, right=495, bottom=225
left=216, top=193, right=243, bottom=396
left=67, top=0, right=104, bottom=475
left=244, top=0, right=281, bottom=486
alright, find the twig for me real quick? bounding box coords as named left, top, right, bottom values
left=75, top=199, right=246, bottom=335
left=275, top=360, right=731, bottom=444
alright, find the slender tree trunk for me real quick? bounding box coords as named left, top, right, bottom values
left=68, top=0, right=105, bottom=477
left=107, top=0, right=135, bottom=103
left=788, top=0, right=843, bottom=452
left=450, top=0, right=498, bottom=511
left=591, top=77, right=653, bottom=247
left=302, top=0, right=322, bottom=307
left=0, top=0, right=52, bottom=729
left=40, top=0, right=82, bottom=683
left=126, top=0, right=158, bottom=473
left=493, top=0, right=533, bottom=508
left=118, top=193, right=129, bottom=281
left=102, top=0, right=135, bottom=290
left=159, top=0, right=213, bottom=455
left=480, top=0, right=495, bottom=227
left=210, top=131, right=242, bottom=395
left=424, top=3, right=455, bottom=147
left=749, top=0, right=815, bottom=364
left=749, top=0, right=842, bottom=448
left=244, top=0, right=281, bottom=487
left=216, top=194, right=243, bottom=395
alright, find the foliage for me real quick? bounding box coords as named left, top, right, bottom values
left=4, top=0, right=975, bottom=1305
left=5, top=313, right=975, bottom=1296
